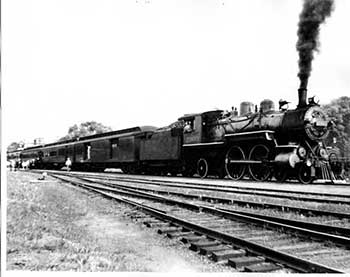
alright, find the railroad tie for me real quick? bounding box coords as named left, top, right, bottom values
left=166, top=231, right=192, bottom=239
left=144, top=220, right=170, bottom=228
left=123, top=211, right=139, bottom=217
left=181, top=235, right=205, bottom=244
left=189, top=240, right=220, bottom=251
left=142, top=218, right=161, bottom=225
left=211, top=249, right=246, bottom=262
left=157, top=226, right=183, bottom=234
left=228, top=256, right=265, bottom=268
left=129, top=214, right=149, bottom=220
left=199, top=245, right=232, bottom=256
left=244, top=262, right=282, bottom=272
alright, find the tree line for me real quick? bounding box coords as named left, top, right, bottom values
left=322, top=96, right=350, bottom=159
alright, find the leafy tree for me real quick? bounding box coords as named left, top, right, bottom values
left=59, top=121, right=112, bottom=141
left=7, top=141, right=24, bottom=152
left=322, top=96, right=350, bottom=158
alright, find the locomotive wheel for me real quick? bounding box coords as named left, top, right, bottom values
left=197, top=158, right=209, bottom=178
left=182, top=170, right=194, bottom=177
left=248, top=144, right=271, bottom=181
left=182, top=166, right=195, bottom=177
left=274, top=167, right=288, bottom=183
left=225, top=146, right=246, bottom=180
left=169, top=170, right=178, bottom=177
left=298, top=164, right=314, bottom=184
left=121, top=165, right=128, bottom=174
left=217, top=167, right=226, bottom=179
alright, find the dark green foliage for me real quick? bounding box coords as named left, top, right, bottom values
left=59, top=121, right=112, bottom=141
left=323, top=96, right=350, bottom=158
left=7, top=141, right=24, bottom=152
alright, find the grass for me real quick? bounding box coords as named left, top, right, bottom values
left=7, top=172, right=96, bottom=270
left=6, top=171, right=236, bottom=272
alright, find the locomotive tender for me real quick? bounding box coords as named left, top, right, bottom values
left=12, top=88, right=337, bottom=184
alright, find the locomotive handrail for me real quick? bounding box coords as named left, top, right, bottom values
left=225, top=130, right=275, bottom=137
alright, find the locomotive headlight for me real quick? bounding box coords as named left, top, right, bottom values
left=297, top=146, right=307, bottom=159
left=304, top=106, right=330, bottom=140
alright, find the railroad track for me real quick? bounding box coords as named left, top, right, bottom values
left=31, top=170, right=350, bottom=226
left=62, top=173, right=350, bottom=239
left=47, top=172, right=350, bottom=273
left=51, top=172, right=350, bottom=223
left=32, top=170, right=350, bottom=205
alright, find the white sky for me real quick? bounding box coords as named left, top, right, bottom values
left=2, top=0, right=350, bottom=146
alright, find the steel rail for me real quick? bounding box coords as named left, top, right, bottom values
left=53, top=174, right=344, bottom=273
left=218, top=208, right=350, bottom=238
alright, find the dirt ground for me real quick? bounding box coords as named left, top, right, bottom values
left=6, top=171, right=236, bottom=272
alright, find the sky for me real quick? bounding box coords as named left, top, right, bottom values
left=2, top=0, right=350, bottom=146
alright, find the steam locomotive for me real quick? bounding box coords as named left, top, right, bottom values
left=9, top=88, right=339, bottom=184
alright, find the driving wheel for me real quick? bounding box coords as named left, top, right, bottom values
left=225, top=146, right=246, bottom=180
left=248, top=144, right=271, bottom=181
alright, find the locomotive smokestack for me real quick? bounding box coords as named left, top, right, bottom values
left=298, top=78, right=308, bottom=108
left=298, top=87, right=307, bottom=108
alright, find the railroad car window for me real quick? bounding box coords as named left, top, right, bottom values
left=58, top=149, right=65, bottom=156
left=76, top=146, right=83, bottom=155
left=49, top=151, right=57, bottom=157
left=184, top=120, right=194, bottom=133
left=110, top=138, right=119, bottom=158
left=84, top=143, right=91, bottom=160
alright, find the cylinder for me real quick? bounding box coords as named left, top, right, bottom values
left=274, top=152, right=300, bottom=168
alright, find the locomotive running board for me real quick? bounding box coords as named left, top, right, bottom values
left=225, top=130, right=275, bottom=141
left=183, top=142, right=225, bottom=147
left=228, top=160, right=263, bottom=164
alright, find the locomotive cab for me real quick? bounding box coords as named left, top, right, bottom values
left=180, top=114, right=201, bottom=144
left=179, top=110, right=224, bottom=145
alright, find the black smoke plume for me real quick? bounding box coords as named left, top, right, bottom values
left=296, top=0, right=334, bottom=89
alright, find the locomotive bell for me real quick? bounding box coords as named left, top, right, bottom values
left=240, top=101, right=254, bottom=116
left=260, top=99, right=275, bottom=113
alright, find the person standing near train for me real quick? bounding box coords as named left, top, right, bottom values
left=65, top=157, right=72, bottom=171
